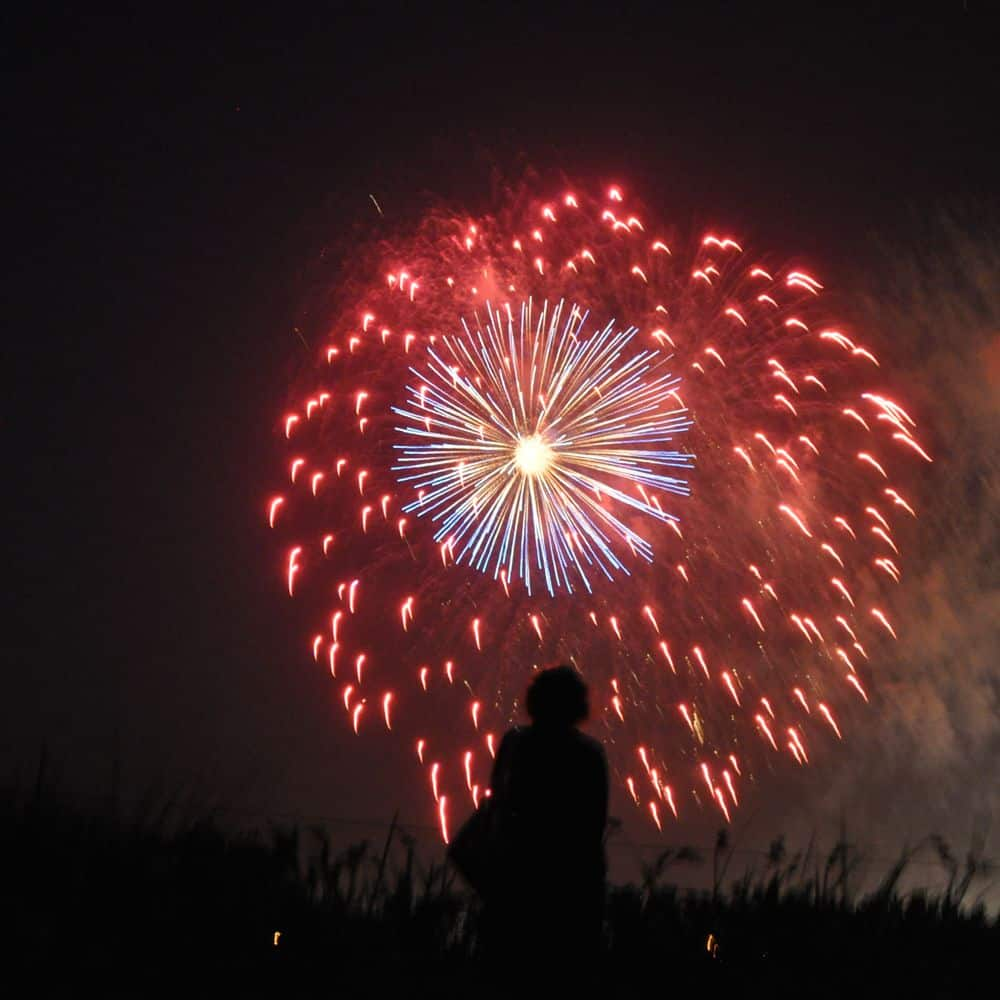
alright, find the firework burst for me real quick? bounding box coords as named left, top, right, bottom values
left=265, top=181, right=931, bottom=840
left=392, top=299, right=693, bottom=595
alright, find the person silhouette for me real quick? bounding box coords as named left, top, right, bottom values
left=481, top=664, right=609, bottom=980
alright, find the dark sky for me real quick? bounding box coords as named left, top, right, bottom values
left=4, top=4, right=998, bottom=862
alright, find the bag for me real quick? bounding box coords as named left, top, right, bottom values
left=447, top=798, right=500, bottom=897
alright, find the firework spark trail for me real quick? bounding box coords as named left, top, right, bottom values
left=266, top=182, right=930, bottom=837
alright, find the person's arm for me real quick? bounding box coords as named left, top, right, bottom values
left=596, top=743, right=609, bottom=837
left=585, top=738, right=610, bottom=847
left=489, top=727, right=520, bottom=807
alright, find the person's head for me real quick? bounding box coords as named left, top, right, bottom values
left=525, top=664, right=589, bottom=727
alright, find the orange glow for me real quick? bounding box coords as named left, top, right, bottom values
left=268, top=496, right=285, bottom=528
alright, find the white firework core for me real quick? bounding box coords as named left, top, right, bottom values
left=514, top=434, right=554, bottom=477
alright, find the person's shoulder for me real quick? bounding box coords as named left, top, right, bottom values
left=574, top=729, right=607, bottom=761
left=497, top=725, right=527, bottom=753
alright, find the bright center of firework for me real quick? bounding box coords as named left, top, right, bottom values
left=514, top=434, right=554, bottom=477
left=393, top=300, right=692, bottom=596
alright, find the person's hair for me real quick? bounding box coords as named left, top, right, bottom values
left=525, top=664, right=589, bottom=726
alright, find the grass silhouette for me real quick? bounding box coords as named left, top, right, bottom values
left=3, top=768, right=996, bottom=996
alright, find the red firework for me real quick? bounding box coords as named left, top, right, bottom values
left=265, top=182, right=931, bottom=841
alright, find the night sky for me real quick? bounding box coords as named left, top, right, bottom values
left=4, top=5, right=998, bottom=873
